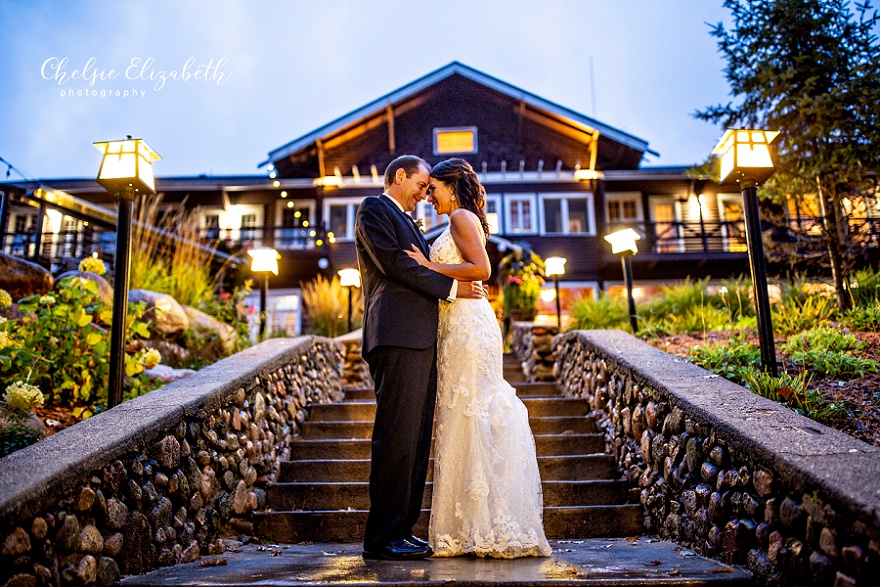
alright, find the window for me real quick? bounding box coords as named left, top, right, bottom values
left=485, top=194, right=501, bottom=234
left=605, top=192, right=642, bottom=227
left=241, top=213, right=258, bottom=244
left=275, top=200, right=315, bottom=249
left=506, top=195, right=536, bottom=234
left=539, top=193, right=594, bottom=235
left=718, top=194, right=747, bottom=252
left=323, top=197, right=365, bottom=241
left=415, top=201, right=444, bottom=231
left=433, top=126, right=478, bottom=155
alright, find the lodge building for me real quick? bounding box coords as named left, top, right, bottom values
left=2, top=62, right=877, bottom=330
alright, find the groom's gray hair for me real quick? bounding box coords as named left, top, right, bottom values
left=384, top=155, right=431, bottom=187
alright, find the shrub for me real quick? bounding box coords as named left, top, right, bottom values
left=780, top=326, right=865, bottom=355
left=0, top=276, right=159, bottom=414
left=639, top=305, right=730, bottom=337
left=643, top=277, right=722, bottom=317
left=688, top=336, right=762, bottom=385
left=841, top=303, right=880, bottom=332
left=739, top=368, right=852, bottom=423
left=771, top=295, right=837, bottom=336
left=850, top=267, right=880, bottom=308
left=301, top=274, right=363, bottom=338
left=567, top=294, right=629, bottom=331
left=0, top=381, right=46, bottom=457
left=787, top=349, right=879, bottom=379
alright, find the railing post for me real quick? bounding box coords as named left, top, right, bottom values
left=0, top=190, right=9, bottom=251
left=32, top=202, right=46, bottom=261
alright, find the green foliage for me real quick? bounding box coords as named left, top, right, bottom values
left=850, top=267, right=880, bottom=308
left=688, top=335, right=762, bottom=385
left=200, top=280, right=254, bottom=353
left=841, top=303, right=880, bottom=332
left=787, top=349, right=879, bottom=380
left=780, top=326, right=865, bottom=355
left=301, top=274, right=363, bottom=338
left=0, top=276, right=160, bottom=414
left=718, top=275, right=754, bottom=320
left=771, top=295, right=837, bottom=336
left=642, top=277, right=721, bottom=317
left=738, top=368, right=850, bottom=423
left=0, top=423, right=43, bottom=458
left=567, top=294, right=629, bottom=331
left=640, top=305, right=730, bottom=337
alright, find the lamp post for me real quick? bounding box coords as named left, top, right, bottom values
left=713, top=129, right=779, bottom=376
left=605, top=228, right=641, bottom=334
left=94, top=137, right=161, bottom=409
left=337, top=267, right=361, bottom=332
left=544, top=256, right=566, bottom=328
left=248, top=247, right=280, bottom=340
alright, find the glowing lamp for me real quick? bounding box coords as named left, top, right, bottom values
left=248, top=247, right=280, bottom=274
left=712, top=129, right=779, bottom=186
left=93, top=137, right=161, bottom=198
left=545, top=256, right=567, bottom=277
left=338, top=267, right=361, bottom=288
left=604, top=228, right=641, bottom=255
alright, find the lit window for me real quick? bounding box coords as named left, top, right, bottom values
left=539, top=193, right=595, bottom=235
left=434, top=126, right=477, bottom=155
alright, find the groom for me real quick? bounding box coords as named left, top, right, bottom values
left=355, top=155, right=482, bottom=560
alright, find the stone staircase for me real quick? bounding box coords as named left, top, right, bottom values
left=254, top=354, right=643, bottom=542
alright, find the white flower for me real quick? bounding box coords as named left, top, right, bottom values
left=3, top=381, right=45, bottom=410
left=39, top=295, right=56, bottom=306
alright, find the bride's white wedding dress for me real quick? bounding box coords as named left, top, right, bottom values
left=428, top=226, right=552, bottom=559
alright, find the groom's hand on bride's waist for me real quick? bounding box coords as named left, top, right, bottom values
left=455, top=280, right=486, bottom=299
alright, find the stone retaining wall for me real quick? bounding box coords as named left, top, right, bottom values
left=552, top=330, right=880, bottom=586
left=0, top=336, right=343, bottom=587
left=510, top=322, right=558, bottom=382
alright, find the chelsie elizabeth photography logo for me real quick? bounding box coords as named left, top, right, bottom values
left=41, top=57, right=230, bottom=98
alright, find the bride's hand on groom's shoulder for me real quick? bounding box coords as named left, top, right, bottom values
left=456, top=280, right=486, bottom=299
left=406, top=245, right=429, bottom=267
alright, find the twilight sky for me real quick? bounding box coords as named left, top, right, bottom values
left=0, top=1, right=733, bottom=180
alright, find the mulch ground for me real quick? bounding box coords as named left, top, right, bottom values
left=647, top=330, right=880, bottom=449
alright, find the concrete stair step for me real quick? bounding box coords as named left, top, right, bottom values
left=300, top=415, right=595, bottom=439
left=289, top=433, right=605, bottom=460
left=342, top=381, right=559, bottom=401
left=309, top=397, right=588, bottom=421
left=254, top=504, right=644, bottom=542
left=503, top=368, right=527, bottom=383
left=266, top=479, right=629, bottom=511
left=278, top=455, right=616, bottom=483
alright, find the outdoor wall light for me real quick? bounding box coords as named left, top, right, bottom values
left=337, top=267, right=361, bottom=333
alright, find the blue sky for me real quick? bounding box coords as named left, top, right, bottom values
left=0, top=1, right=732, bottom=180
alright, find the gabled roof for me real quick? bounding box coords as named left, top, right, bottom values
left=260, top=61, right=651, bottom=168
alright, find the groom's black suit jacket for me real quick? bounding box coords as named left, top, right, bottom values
left=355, top=195, right=454, bottom=356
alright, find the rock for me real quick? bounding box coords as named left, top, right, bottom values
left=150, top=497, right=173, bottom=531
left=0, top=252, right=53, bottom=301
left=95, top=557, right=120, bottom=587
left=129, top=289, right=189, bottom=335
left=2, top=527, right=30, bottom=557
left=76, top=555, right=97, bottom=585
left=779, top=497, right=806, bottom=533
left=1, top=574, right=36, bottom=587
left=102, top=533, right=123, bottom=557
left=231, top=481, right=249, bottom=515
left=105, top=499, right=128, bottom=530
left=753, top=469, right=774, bottom=497
left=122, top=512, right=154, bottom=575
left=154, top=435, right=181, bottom=469
left=77, top=525, right=104, bottom=554
left=55, top=514, right=80, bottom=553
left=182, top=305, right=237, bottom=353
left=143, top=364, right=196, bottom=383
left=75, top=487, right=96, bottom=512
left=31, top=518, right=48, bottom=540
left=56, top=271, right=113, bottom=306
left=179, top=541, right=200, bottom=564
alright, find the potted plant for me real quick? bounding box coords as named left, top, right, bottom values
left=498, top=245, right=545, bottom=323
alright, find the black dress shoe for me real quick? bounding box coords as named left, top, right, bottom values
left=363, top=538, right=433, bottom=560
left=406, top=534, right=431, bottom=549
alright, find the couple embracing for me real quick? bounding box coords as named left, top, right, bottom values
left=355, top=155, right=552, bottom=560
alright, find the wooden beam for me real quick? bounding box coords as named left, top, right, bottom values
left=386, top=105, right=396, bottom=154
left=589, top=130, right=600, bottom=172
left=352, top=166, right=361, bottom=184
left=316, top=139, right=327, bottom=178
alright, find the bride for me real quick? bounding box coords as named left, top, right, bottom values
left=406, top=158, right=552, bottom=559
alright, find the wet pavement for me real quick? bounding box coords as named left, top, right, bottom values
left=121, top=538, right=753, bottom=586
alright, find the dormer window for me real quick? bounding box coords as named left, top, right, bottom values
left=434, top=126, right=478, bottom=155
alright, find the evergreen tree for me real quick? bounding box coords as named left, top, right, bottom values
left=697, top=0, right=880, bottom=309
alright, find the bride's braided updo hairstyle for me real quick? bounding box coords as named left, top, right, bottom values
left=430, top=158, right=490, bottom=238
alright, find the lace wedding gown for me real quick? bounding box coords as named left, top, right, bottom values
left=428, top=226, right=552, bottom=559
